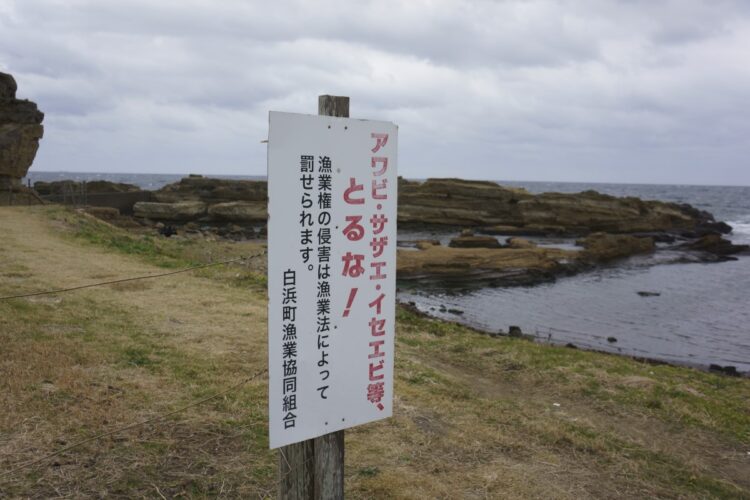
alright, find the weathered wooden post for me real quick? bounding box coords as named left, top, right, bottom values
left=269, top=94, right=396, bottom=500
left=277, top=95, right=348, bottom=500
left=311, top=95, right=348, bottom=500
left=278, top=438, right=313, bottom=498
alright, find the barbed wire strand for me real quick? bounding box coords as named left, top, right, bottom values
left=0, top=254, right=262, bottom=301
left=0, top=368, right=269, bottom=479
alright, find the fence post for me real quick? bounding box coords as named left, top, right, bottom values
left=277, top=95, right=349, bottom=500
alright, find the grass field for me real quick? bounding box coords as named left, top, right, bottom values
left=1, top=206, right=748, bottom=498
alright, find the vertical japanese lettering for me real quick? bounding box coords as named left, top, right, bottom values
left=281, top=269, right=298, bottom=428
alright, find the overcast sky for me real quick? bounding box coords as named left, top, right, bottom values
left=2, top=0, right=749, bottom=185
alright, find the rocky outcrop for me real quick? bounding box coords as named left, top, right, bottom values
left=130, top=176, right=267, bottom=225
left=133, top=201, right=207, bottom=221
left=679, top=234, right=749, bottom=259
left=34, top=180, right=141, bottom=196
left=398, top=178, right=709, bottom=236
left=397, top=230, right=664, bottom=287
left=154, top=175, right=267, bottom=203
left=207, top=201, right=267, bottom=222
left=448, top=235, right=501, bottom=248
left=0, top=72, right=44, bottom=189
left=506, top=237, right=537, bottom=249
left=414, top=239, right=441, bottom=250
left=577, top=233, right=655, bottom=262
left=397, top=245, right=576, bottom=287
left=138, top=176, right=726, bottom=242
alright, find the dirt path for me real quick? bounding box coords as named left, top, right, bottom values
left=0, top=207, right=268, bottom=359
left=0, top=207, right=274, bottom=497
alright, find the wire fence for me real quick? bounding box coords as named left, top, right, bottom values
left=0, top=255, right=255, bottom=301
left=2, top=183, right=44, bottom=206
left=3, top=181, right=155, bottom=212
left=0, top=219, right=362, bottom=496
left=0, top=253, right=280, bottom=488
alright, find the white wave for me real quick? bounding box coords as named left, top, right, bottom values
left=728, top=220, right=750, bottom=244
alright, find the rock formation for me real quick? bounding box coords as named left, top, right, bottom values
left=397, top=244, right=576, bottom=287
left=154, top=175, right=267, bottom=204
left=0, top=72, right=44, bottom=190
left=34, top=180, right=141, bottom=196
left=137, top=176, right=721, bottom=239
left=397, top=232, right=660, bottom=288
left=448, top=235, right=501, bottom=248
left=679, top=234, right=750, bottom=260
left=134, top=201, right=207, bottom=221
left=577, top=233, right=655, bottom=262
left=398, top=178, right=719, bottom=236
left=132, top=175, right=268, bottom=224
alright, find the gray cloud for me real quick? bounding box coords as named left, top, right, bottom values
left=1, top=0, right=749, bottom=185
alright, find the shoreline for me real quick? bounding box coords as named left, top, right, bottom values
left=396, top=300, right=750, bottom=378
left=14, top=175, right=750, bottom=376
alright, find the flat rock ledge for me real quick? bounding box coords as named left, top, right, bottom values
left=134, top=201, right=207, bottom=221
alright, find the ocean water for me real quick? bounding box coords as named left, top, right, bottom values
left=22, top=171, right=750, bottom=372
left=22, top=171, right=265, bottom=191
left=400, top=181, right=750, bottom=373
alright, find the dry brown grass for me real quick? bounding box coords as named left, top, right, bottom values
left=1, top=206, right=749, bottom=499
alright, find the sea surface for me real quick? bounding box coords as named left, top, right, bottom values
left=22, top=171, right=265, bottom=190
left=400, top=181, right=750, bottom=373
left=23, top=171, right=750, bottom=372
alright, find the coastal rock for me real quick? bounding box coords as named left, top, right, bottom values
left=709, top=364, right=739, bottom=377
left=680, top=234, right=749, bottom=257
left=133, top=201, right=207, bottom=221
left=0, top=71, right=44, bottom=189
left=676, top=204, right=733, bottom=235
left=145, top=176, right=725, bottom=240
left=398, top=178, right=707, bottom=235
left=577, top=233, right=655, bottom=262
left=415, top=239, right=441, bottom=250
left=207, top=201, right=267, bottom=222
left=397, top=245, right=575, bottom=286
left=0, top=72, right=15, bottom=100
left=481, top=224, right=562, bottom=236
left=506, top=237, right=537, bottom=249
left=448, top=235, right=501, bottom=248
left=34, top=180, right=141, bottom=196
left=630, top=232, right=677, bottom=244
left=155, top=175, right=267, bottom=203
left=508, top=326, right=523, bottom=338
left=398, top=178, right=528, bottom=227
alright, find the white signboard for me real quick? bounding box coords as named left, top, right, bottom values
left=267, top=111, right=398, bottom=449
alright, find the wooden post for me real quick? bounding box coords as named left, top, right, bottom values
left=318, top=95, right=349, bottom=119
left=313, top=95, right=348, bottom=500
left=279, top=440, right=314, bottom=499
left=278, top=95, right=349, bottom=500
left=313, top=430, right=344, bottom=499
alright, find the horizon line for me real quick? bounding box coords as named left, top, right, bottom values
left=22, top=169, right=750, bottom=189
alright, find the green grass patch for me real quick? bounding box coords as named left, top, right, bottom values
left=52, top=208, right=194, bottom=268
